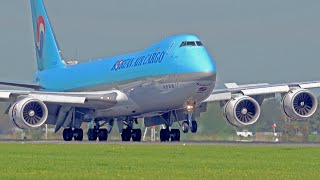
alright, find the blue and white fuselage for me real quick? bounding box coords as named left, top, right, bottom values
left=36, top=34, right=216, bottom=118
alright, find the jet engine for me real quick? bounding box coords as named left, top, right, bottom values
left=9, top=98, right=48, bottom=129
left=282, top=89, right=317, bottom=119
left=223, top=96, right=261, bottom=127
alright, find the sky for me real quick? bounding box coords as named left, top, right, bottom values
left=0, top=0, right=319, bottom=88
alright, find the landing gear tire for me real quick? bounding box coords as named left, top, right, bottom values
left=191, top=121, right=198, bottom=133
left=121, top=128, right=132, bottom=141
left=98, top=129, right=108, bottom=141
left=63, top=128, right=74, bottom=141
left=73, top=128, right=83, bottom=141
left=182, top=121, right=189, bottom=133
left=88, top=129, right=98, bottom=141
left=170, top=129, right=180, bottom=141
left=131, top=129, right=142, bottom=142
left=160, top=129, right=170, bottom=141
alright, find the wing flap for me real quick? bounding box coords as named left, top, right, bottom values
left=298, top=82, right=320, bottom=89
left=241, top=85, right=290, bottom=96
left=29, top=94, right=86, bottom=104
left=0, top=92, right=12, bottom=99
left=224, top=83, right=239, bottom=89
left=204, top=92, right=231, bottom=102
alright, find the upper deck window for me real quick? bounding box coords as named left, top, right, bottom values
left=179, top=41, right=203, bottom=47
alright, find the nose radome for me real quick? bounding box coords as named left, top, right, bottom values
left=175, top=37, right=216, bottom=74
left=200, top=50, right=216, bottom=73
left=187, top=48, right=216, bottom=74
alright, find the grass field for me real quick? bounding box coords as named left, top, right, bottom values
left=0, top=143, right=320, bottom=179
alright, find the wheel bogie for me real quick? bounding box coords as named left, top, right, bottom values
left=160, top=129, right=171, bottom=141
left=131, top=129, right=142, bottom=142
left=170, top=129, right=180, bottom=141
left=121, top=128, right=132, bottom=141
left=87, top=129, right=98, bottom=141
left=73, top=128, right=83, bottom=141
left=63, top=128, right=74, bottom=141
left=98, top=129, right=108, bottom=141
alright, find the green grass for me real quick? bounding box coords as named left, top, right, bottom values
left=0, top=143, right=320, bottom=179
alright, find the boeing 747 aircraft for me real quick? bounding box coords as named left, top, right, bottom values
left=1, top=0, right=320, bottom=141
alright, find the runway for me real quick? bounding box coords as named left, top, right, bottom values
left=0, top=139, right=320, bottom=146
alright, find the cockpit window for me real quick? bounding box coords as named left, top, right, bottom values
left=179, top=41, right=187, bottom=47
left=196, top=41, right=203, bottom=46
left=186, top=41, right=196, bottom=46
left=179, top=41, right=203, bottom=47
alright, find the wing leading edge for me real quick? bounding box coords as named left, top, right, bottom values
left=204, top=81, right=320, bottom=102
left=0, top=90, right=127, bottom=106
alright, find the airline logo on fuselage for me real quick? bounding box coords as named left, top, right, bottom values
left=111, top=51, right=165, bottom=71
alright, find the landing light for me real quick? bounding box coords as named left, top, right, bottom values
left=187, top=105, right=193, bottom=111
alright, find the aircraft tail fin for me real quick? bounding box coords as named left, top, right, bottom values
left=30, top=0, right=65, bottom=71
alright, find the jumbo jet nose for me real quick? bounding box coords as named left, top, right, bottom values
left=197, top=48, right=216, bottom=74
left=175, top=35, right=216, bottom=82
left=177, top=46, right=216, bottom=75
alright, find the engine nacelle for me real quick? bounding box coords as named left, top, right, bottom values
left=9, top=98, right=48, bottom=129
left=282, top=89, right=317, bottom=119
left=223, top=96, right=261, bottom=127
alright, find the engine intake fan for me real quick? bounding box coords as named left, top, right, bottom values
left=9, top=98, right=48, bottom=129
left=224, top=96, right=261, bottom=127
left=282, top=89, right=317, bottom=119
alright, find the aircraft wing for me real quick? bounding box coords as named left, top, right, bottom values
left=0, top=89, right=129, bottom=132
left=0, top=89, right=127, bottom=106
left=204, top=81, right=320, bottom=102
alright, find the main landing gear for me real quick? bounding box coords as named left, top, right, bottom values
left=121, top=118, right=142, bottom=142
left=87, top=120, right=109, bottom=141
left=63, top=128, right=84, bottom=141
left=160, top=111, right=198, bottom=142
left=88, top=128, right=108, bottom=141
left=160, top=127, right=180, bottom=142
left=158, top=113, right=180, bottom=142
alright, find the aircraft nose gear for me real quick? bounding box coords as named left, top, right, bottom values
left=182, top=121, right=189, bottom=133
left=181, top=112, right=198, bottom=134
left=190, top=121, right=198, bottom=133
left=186, top=112, right=198, bottom=133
